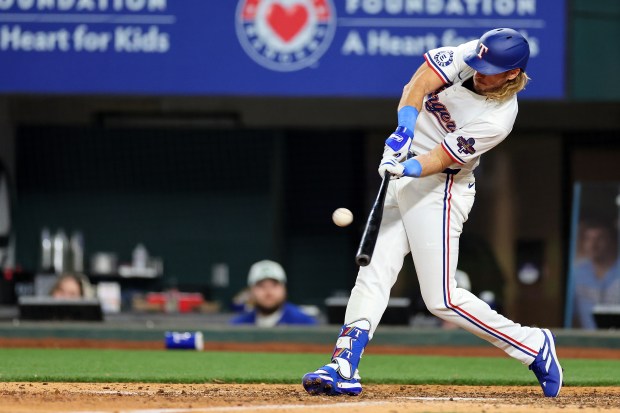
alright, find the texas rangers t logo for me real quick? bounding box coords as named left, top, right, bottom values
left=477, top=43, right=489, bottom=59
left=236, top=0, right=336, bottom=72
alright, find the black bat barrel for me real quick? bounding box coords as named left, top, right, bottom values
left=355, top=173, right=391, bottom=266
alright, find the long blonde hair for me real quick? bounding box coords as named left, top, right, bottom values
left=485, top=71, right=530, bottom=102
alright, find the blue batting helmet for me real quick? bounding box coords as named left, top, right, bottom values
left=464, top=28, right=530, bottom=75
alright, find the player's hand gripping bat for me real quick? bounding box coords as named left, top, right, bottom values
left=355, top=172, right=391, bottom=266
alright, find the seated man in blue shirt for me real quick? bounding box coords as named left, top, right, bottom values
left=574, top=222, right=620, bottom=329
left=231, top=260, right=317, bottom=327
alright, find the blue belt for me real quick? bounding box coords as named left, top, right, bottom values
left=407, top=151, right=460, bottom=175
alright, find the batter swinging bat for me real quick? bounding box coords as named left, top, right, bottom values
left=355, top=172, right=391, bottom=266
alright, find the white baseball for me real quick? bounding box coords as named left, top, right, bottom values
left=332, top=208, right=353, bottom=227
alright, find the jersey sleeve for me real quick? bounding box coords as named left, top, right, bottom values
left=440, top=120, right=510, bottom=166
left=424, top=40, right=478, bottom=84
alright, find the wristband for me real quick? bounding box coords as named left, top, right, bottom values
left=402, top=158, right=422, bottom=177
left=398, top=106, right=419, bottom=131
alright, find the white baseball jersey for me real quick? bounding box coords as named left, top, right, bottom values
left=410, top=40, right=518, bottom=174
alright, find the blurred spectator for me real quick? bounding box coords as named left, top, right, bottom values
left=574, top=221, right=620, bottom=329
left=50, top=273, right=94, bottom=300
left=230, top=260, right=317, bottom=327
left=0, top=159, right=14, bottom=274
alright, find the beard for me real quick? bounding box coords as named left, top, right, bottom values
left=473, top=74, right=510, bottom=96
left=255, top=301, right=284, bottom=316
left=473, top=81, right=502, bottom=95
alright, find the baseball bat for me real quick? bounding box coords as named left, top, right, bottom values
left=355, top=172, right=391, bottom=266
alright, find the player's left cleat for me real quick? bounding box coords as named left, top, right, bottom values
left=529, top=328, right=563, bottom=397
left=302, top=363, right=362, bottom=396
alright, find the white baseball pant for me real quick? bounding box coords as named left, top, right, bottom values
left=345, top=171, right=544, bottom=365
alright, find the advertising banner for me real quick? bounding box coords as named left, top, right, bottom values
left=0, top=0, right=565, bottom=98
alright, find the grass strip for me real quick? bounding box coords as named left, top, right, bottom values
left=0, top=348, right=618, bottom=386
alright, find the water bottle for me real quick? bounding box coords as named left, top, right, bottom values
left=70, top=231, right=84, bottom=273
left=52, top=229, right=68, bottom=274
left=132, top=243, right=148, bottom=270
left=40, top=228, right=52, bottom=272
left=165, top=331, right=204, bottom=350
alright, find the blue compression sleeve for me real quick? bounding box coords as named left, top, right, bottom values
left=397, top=106, right=419, bottom=131
left=402, top=158, right=422, bottom=177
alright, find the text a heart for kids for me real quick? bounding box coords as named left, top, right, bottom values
left=0, top=24, right=169, bottom=53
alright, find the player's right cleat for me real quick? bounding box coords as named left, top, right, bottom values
left=529, top=328, right=563, bottom=397
left=302, top=363, right=362, bottom=396
left=302, top=319, right=371, bottom=396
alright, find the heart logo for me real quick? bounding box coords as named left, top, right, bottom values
left=236, top=0, right=336, bottom=71
left=267, top=3, right=309, bottom=43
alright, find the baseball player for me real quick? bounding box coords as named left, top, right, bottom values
left=302, top=28, right=562, bottom=397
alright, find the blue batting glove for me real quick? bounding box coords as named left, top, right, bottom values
left=378, top=107, right=420, bottom=178
left=385, top=126, right=413, bottom=158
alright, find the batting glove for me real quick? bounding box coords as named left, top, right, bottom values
left=378, top=158, right=404, bottom=179
left=379, top=157, right=423, bottom=179
left=377, top=126, right=413, bottom=178
left=384, top=126, right=413, bottom=161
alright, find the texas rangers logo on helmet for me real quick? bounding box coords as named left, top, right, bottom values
left=477, top=43, right=489, bottom=59
left=236, top=0, right=336, bottom=72
left=457, top=136, right=476, bottom=155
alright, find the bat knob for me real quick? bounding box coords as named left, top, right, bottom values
left=355, top=254, right=371, bottom=267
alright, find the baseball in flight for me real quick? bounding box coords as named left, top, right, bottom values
left=332, top=208, right=353, bottom=227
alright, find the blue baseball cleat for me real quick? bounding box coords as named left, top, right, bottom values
left=302, top=363, right=362, bottom=396
left=529, top=329, right=563, bottom=397
left=303, top=319, right=370, bottom=396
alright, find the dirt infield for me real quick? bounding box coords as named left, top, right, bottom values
left=0, top=382, right=619, bottom=413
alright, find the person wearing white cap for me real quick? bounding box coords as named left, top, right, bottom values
left=230, top=260, right=317, bottom=327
